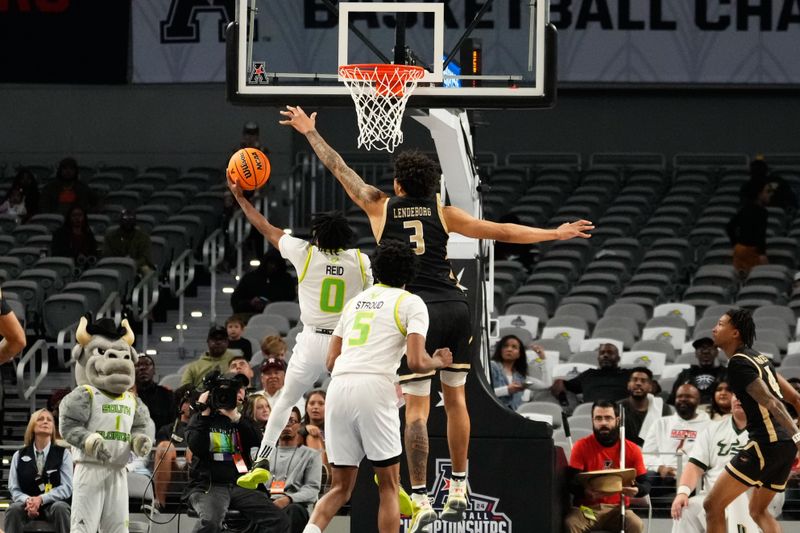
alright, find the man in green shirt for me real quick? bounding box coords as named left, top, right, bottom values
left=181, top=326, right=238, bottom=389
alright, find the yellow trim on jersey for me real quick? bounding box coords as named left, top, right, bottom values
left=744, top=441, right=765, bottom=469
left=394, top=293, right=410, bottom=336
left=298, top=246, right=314, bottom=283
left=446, top=363, right=471, bottom=370
left=375, top=197, right=390, bottom=243
left=399, top=370, right=437, bottom=382
left=771, top=481, right=788, bottom=491
left=726, top=464, right=762, bottom=487
left=356, top=250, right=368, bottom=288
left=83, top=385, right=95, bottom=400
left=435, top=193, right=449, bottom=233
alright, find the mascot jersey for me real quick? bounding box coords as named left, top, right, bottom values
left=72, top=385, right=139, bottom=468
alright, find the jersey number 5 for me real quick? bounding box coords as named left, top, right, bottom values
left=403, top=220, right=425, bottom=255
left=348, top=311, right=375, bottom=346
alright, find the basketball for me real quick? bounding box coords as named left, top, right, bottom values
left=228, top=147, right=271, bottom=190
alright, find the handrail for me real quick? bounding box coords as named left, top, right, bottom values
left=131, top=271, right=160, bottom=353
left=169, top=249, right=196, bottom=359
left=55, top=320, right=79, bottom=369
left=96, top=291, right=122, bottom=323
left=227, top=210, right=252, bottom=279
left=202, top=229, right=226, bottom=326
left=15, top=339, right=49, bottom=414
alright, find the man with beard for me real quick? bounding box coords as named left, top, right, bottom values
left=268, top=406, right=322, bottom=533
left=668, top=338, right=726, bottom=405
left=564, top=400, right=650, bottom=533
left=181, top=326, right=238, bottom=389
left=553, top=343, right=630, bottom=404
left=618, top=367, right=671, bottom=446
left=704, top=309, right=800, bottom=533
left=642, top=384, right=710, bottom=496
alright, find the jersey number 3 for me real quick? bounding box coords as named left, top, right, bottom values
left=403, top=220, right=425, bottom=255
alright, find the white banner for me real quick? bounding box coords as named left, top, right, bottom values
left=132, top=0, right=800, bottom=85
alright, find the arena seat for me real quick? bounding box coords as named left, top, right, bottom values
left=0, top=234, right=16, bottom=255
left=567, top=351, right=599, bottom=365
left=27, top=213, right=64, bottom=231
left=504, top=302, right=549, bottom=323
left=516, top=402, right=564, bottom=428
left=631, top=339, right=676, bottom=362
left=150, top=191, right=186, bottom=212
left=497, top=314, right=539, bottom=340
left=122, top=182, right=155, bottom=202
left=247, top=313, right=291, bottom=337
left=43, top=293, right=88, bottom=339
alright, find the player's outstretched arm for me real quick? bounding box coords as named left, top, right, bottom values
left=406, top=333, right=452, bottom=373
left=279, top=106, right=386, bottom=216
left=227, top=172, right=285, bottom=249
left=746, top=378, right=800, bottom=450
left=442, top=205, right=593, bottom=243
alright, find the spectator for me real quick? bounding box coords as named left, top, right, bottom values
left=299, top=390, right=326, bottom=451
left=0, top=287, right=26, bottom=364
left=50, top=204, right=98, bottom=269
left=0, top=186, right=27, bottom=224
left=228, top=355, right=257, bottom=394
left=226, top=315, right=253, bottom=361
left=40, top=157, right=94, bottom=216
left=670, top=394, right=755, bottom=533
left=181, top=326, right=238, bottom=389
left=134, top=354, right=176, bottom=431
left=102, top=209, right=154, bottom=276
left=618, top=367, right=671, bottom=447
left=251, top=334, right=288, bottom=372
left=9, top=167, right=39, bottom=220
left=6, top=409, right=72, bottom=533
left=240, top=121, right=269, bottom=154
left=668, top=338, right=727, bottom=405
left=268, top=406, right=322, bottom=533
left=185, top=373, right=289, bottom=533
left=727, top=177, right=773, bottom=277
left=564, top=400, right=650, bottom=533
left=45, top=389, right=71, bottom=424
left=552, top=343, right=630, bottom=404
left=490, top=335, right=551, bottom=410
left=230, top=248, right=296, bottom=318
left=707, top=377, right=732, bottom=420
left=243, top=392, right=271, bottom=431
left=152, top=384, right=195, bottom=510
left=642, top=383, right=710, bottom=496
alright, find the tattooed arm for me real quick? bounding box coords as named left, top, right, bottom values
left=280, top=105, right=387, bottom=217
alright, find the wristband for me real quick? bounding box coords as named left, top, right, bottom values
left=677, top=485, right=692, bottom=497
left=792, top=432, right=800, bottom=444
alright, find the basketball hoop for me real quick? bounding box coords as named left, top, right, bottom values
left=339, top=63, right=426, bottom=153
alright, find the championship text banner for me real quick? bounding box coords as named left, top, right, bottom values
left=0, top=0, right=130, bottom=84
left=132, top=0, right=800, bottom=85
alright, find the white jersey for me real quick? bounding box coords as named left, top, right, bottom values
left=72, top=385, right=139, bottom=468
left=332, top=284, right=429, bottom=378
left=641, top=411, right=711, bottom=470
left=279, top=234, right=372, bottom=329
left=687, top=415, right=749, bottom=490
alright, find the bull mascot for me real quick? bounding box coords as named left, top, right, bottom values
left=59, top=314, right=154, bottom=533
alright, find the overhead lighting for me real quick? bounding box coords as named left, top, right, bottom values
left=145, top=349, right=157, bottom=355
left=160, top=336, right=173, bottom=342
left=222, top=287, right=235, bottom=294
left=250, top=259, right=261, bottom=267
left=191, top=311, right=203, bottom=318
left=175, top=324, right=189, bottom=330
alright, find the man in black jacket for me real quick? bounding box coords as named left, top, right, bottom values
left=185, top=372, right=289, bottom=533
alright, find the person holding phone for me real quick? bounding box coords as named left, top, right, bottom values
left=489, top=335, right=549, bottom=411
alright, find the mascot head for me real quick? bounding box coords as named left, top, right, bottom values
left=71, top=314, right=137, bottom=395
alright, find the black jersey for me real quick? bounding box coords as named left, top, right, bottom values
left=378, top=195, right=466, bottom=303
left=0, top=288, right=10, bottom=315
left=727, top=347, right=792, bottom=443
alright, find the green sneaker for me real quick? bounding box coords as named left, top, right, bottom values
left=237, top=458, right=272, bottom=489
left=440, top=483, right=467, bottom=522
left=373, top=474, right=414, bottom=517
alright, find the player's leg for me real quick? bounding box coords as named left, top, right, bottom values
left=240, top=332, right=325, bottom=487
left=703, top=470, right=751, bottom=533
left=748, top=487, right=781, bottom=533
left=303, top=466, right=359, bottom=533
left=374, top=462, right=401, bottom=533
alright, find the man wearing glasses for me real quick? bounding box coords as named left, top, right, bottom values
left=268, top=407, right=322, bottom=533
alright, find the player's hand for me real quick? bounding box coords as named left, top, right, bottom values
left=227, top=170, right=245, bottom=199
left=555, top=220, right=594, bottom=240
left=433, top=348, right=453, bottom=369
left=279, top=105, right=317, bottom=134
left=671, top=493, right=689, bottom=520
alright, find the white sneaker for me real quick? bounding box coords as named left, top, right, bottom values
left=409, top=495, right=437, bottom=533
left=440, top=480, right=467, bottom=522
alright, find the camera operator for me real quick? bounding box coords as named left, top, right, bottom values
left=185, top=371, right=289, bottom=533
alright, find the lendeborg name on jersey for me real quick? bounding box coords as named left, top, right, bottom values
left=355, top=301, right=385, bottom=310
left=393, top=206, right=432, bottom=218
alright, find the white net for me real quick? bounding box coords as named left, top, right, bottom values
left=339, top=64, right=425, bottom=153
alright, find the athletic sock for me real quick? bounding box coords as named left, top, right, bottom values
left=302, top=524, right=322, bottom=533
left=257, top=444, right=274, bottom=461
left=411, top=485, right=428, bottom=496
left=451, top=471, right=466, bottom=482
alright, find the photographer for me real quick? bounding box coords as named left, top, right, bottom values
left=185, top=371, right=289, bottom=533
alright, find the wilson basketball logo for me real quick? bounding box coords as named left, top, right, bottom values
left=228, top=148, right=271, bottom=191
